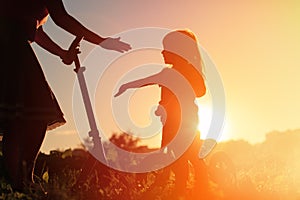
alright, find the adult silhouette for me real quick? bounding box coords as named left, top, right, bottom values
left=0, top=0, right=131, bottom=190
left=115, top=29, right=209, bottom=199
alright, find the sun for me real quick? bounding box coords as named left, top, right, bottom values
left=196, top=98, right=213, bottom=140
left=196, top=97, right=230, bottom=142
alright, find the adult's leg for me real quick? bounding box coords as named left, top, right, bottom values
left=2, top=119, right=47, bottom=190
left=2, top=120, right=21, bottom=189
left=21, top=120, right=47, bottom=184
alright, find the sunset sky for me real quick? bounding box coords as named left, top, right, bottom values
left=34, top=0, right=300, bottom=153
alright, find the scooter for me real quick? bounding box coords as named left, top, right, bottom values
left=72, top=36, right=107, bottom=162
left=69, top=36, right=107, bottom=188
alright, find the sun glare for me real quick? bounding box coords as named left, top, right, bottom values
left=196, top=99, right=212, bottom=140
left=196, top=96, right=230, bottom=142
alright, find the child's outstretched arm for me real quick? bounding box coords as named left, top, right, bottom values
left=114, top=72, right=162, bottom=97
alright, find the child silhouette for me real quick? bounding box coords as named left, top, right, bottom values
left=115, top=29, right=209, bottom=199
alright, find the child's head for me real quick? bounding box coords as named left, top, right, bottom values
left=162, top=29, right=203, bottom=73
left=162, top=29, right=206, bottom=97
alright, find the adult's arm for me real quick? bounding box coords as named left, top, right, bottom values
left=45, top=0, right=131, bottom=52
left=45, top=0, right=104, bottom=44
left=34, top=26, right=79, bottom=65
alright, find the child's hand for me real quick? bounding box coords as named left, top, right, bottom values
left=99, top=37, right=131, bottom=53
left=114, top=85, right=128, bottom=97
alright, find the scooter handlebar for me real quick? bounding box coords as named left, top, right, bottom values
left=68, top=36, right=83, bottom=73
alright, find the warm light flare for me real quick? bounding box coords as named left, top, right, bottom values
left=196, top=97, right=230, bottom=142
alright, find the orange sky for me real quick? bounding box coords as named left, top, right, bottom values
left=33, top=1, right=300, bottom=153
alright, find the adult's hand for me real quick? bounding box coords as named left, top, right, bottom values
left=61, top=37, right=82, bottom=65
left=60, top=47, right=81, bottom=65
left=99, top=37, right=131, bottom=53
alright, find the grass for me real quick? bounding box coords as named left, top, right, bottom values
left=2, top=131, right=300, bottom=199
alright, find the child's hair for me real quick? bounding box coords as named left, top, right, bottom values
left=177, top=29, right=197, bottom=41
left=162, top=29, right=205, bottom=77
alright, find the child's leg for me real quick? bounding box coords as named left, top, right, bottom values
left=190, top=158, right=210, bottom=198
left=171, top=157, right=189, bottom=197
left=186, top=136, right=211, bottom=198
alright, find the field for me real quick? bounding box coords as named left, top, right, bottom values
left=1, top=130, right=300, bottom=200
